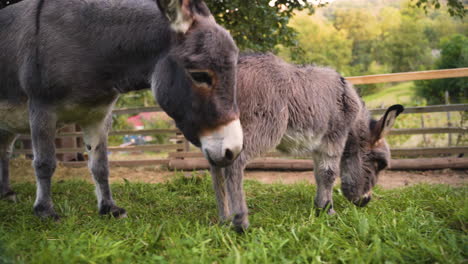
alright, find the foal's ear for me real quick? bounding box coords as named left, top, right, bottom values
left=371, top=104, right=404, bottom=144
left=156, top=0, right=211, bottom=34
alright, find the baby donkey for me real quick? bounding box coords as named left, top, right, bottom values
left=209, top=53, right=404, bottom=232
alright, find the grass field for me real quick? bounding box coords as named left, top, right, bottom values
left=0, top=173, right=466, bottom=263
left=363, top=82, right=417, bottom=109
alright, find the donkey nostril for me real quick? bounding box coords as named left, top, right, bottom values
left=225, top=149, right=234, bottom=161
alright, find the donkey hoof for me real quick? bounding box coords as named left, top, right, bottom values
left=315, top=207, right=336, bottom=216
left=2, top=191, right=17, bottom=203
left=353, top=195, right=372, bottom=207
left=315, top=201, right=335, bottom=216
left=232, top=214, right=249, bottom=233
left=34, top=205, right=60, bottom=221
left=99, top=205, right=127, bottom=219
left=232, top=222, right=249, bottom=234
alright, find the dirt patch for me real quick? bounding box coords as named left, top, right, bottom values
left=244, top=169, right=468, bottom=189
left=9, top=158, right=468, bottom=189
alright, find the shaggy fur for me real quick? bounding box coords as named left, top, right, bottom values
left=211, top=53, right=403, bottom=231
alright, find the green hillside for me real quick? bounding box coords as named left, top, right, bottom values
left=363, top=82, right=417, bottom=109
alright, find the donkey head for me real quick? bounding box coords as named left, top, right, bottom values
left=341, top=104, right=404, bottom=207
left=152, top=0, right=242, bottom=167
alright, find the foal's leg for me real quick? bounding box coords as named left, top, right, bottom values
left=29, top=104, right=59, bottom=219
left=312, top=151, right=341, bottom=215
left=210, top=166, right=230, bottom=223
left=224, top=155, right=249, bottom=232
left=0, top=130, right=18, bottom=202
left=82, top=114, right=126, bottom=218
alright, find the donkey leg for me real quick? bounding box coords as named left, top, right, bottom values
left=225, top=156, right=249, bottom=232
left=29, top=104, right=59, bottom=219
left=312, top=153, right=340, bottom=215
left=0, top=130, right=18, bottom=202
left=210, top=166, right=230, bottom=223
left=82, top=115, right=126, bottom=218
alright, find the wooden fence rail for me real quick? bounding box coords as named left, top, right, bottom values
left=17, top=126, right=466, bottom=141
left=346, top=68, right=468, bottom=85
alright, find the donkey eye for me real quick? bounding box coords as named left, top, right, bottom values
left=189, top=70, right=213, bottom=86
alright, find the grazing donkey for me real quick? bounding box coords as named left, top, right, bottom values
left=0, top=0, right=243, bottom=219
left=210, top=53, right=404, bottom=231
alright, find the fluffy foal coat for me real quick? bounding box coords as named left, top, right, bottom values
left=210, top=53, right=403, bottom=231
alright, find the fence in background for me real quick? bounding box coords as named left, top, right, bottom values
left=14, top=68, right=468, bottom=170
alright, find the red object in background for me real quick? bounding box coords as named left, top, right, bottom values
left=127, top=112, right=159, bottom=128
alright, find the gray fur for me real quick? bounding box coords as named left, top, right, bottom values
left=0, top=0, right=239, bottom=219
left=211, top=53, right=403, bottom=231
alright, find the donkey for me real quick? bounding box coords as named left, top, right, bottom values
left=0, top=0, right=243, bottom=219
left=209, top=53, right=404, bottom=232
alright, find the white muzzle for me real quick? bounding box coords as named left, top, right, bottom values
left=200, top=119, right=243, bottom=167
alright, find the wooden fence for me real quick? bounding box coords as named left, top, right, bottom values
left=14, top=68, right=468, bottom=170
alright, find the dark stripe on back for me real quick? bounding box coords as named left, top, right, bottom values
left=35, top=0, right=45, bottom=34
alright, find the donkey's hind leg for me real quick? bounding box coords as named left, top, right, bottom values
left=29, top=103, right=59, bottom=219
left=0, top=130, right=18, bottom=202
left=82, top=113, right=126, bottom=218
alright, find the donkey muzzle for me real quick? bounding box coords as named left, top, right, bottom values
left=200, top=119, right=243, bottom=167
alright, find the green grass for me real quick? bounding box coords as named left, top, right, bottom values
left=0, top=174, right=466, bottom=263
left=363, top=82, right=417, bottom=109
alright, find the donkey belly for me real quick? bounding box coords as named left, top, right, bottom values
left=277, top=129, right=324, bottom=155
left=0, top=100, right=116, bottom=134
left=0, top=101, right=30, bottom=133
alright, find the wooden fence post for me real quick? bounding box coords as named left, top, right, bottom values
left=445, top=91, right=452, bottom=146
left=175, top=132, right=184, bottom=154
left=420, top=114, right=427, bottom=146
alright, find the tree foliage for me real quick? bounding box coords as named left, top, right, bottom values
left=410, top=0, right=466, bottom=18
left=205, top=0, right=317, bottom=52
left=378, top=15, right=432, bottom=73
left=278, top=13, right=352, bottom=74
left=415, top=34, right=468, bottom=104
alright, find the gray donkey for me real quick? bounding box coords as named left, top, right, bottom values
left=0, top=0, right=243, bottom=219
left=210, top=53, right=404, bottom=232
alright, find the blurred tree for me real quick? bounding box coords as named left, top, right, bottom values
left=415, top=34, right=468, bottom=104
left=378, top=15, right=432, bottom=72
left=278, top=12, right=353, bottom=75
left=410, top=0, right=466, bottom=18
left=206, top=0, right=318, bottom=52
left=332, top=9, right=381, bottom=72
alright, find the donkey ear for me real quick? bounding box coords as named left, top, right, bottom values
left=371, top=104, right=404, bottom=143
left=156, top=0, right=210, bottom=34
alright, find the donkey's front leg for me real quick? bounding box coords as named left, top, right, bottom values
left=210, top=166, right=230, bottom=223
left=312, top=153, right=340, bottom=215
left=29, top=104, right=59, bottom=219
left=82, top=115, right=126, bottom=218
left=225, top=159, right=249, bottom=232
left=0, top=130, right=18, bottom=202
